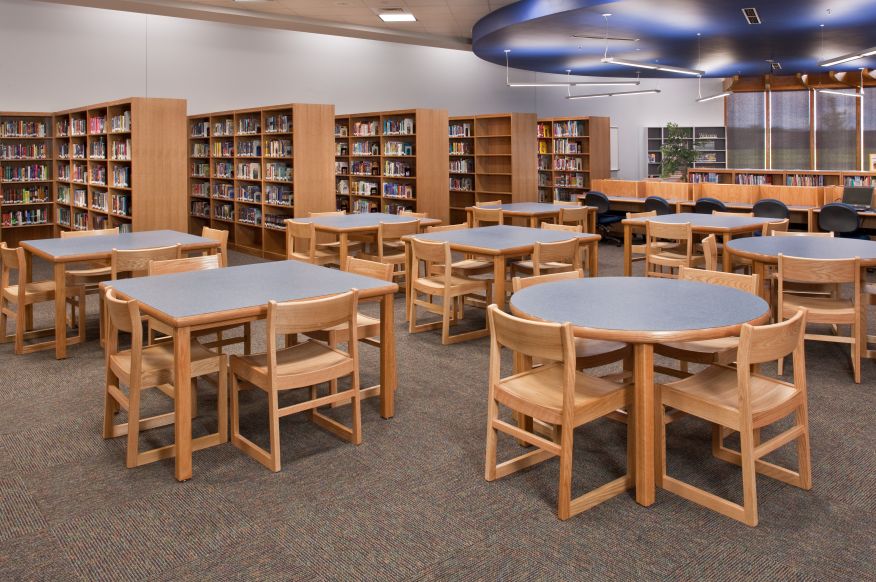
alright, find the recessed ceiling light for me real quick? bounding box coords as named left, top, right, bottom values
left=379, top=11, right=417, bottom=22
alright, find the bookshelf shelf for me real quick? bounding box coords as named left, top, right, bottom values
left=647, top=126, right=726, bottom=178
left=188, top=103, right=335, bottom=259
left=688, top=167, right=876, bottom=188
left=537, top=117, right=610, bottom=203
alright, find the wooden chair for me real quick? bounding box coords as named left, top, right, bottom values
left=511, top=237, right=581, bottom=278
left=658, top=308, right=811, bottom=526
left=655, top=267, right=760, bottom=378
left=60, top=227, right=119, bottom=332
left=553, top=200, right=581, bottom=207
left=701, top=234, right=718, bottom=271
left=484, top=304, right=633, bottom=520
left=777, top=254, right=862, bottom=383
left=102, top=288, right=228, bottom=468
left=201, top=226, right=229, bottom=267
left=147, top=255, right=251, bottom=355
left=230, top=291, right=362, bottom=472
left=409, top=238, right=490, bottom=345
left=512, top=270, right=630, bottom=371
left=305, top=257, right=392, bottom=406
left=1, top=243, right=85, bottom=354
left=762, top=219, right=789, bottom=236
left=362, top=220, right=419, bottom=282
left=400, top=210, right=428, bottom=219
left=476, top=200, right=502, bottom=207
left=559, top=206, right=594, bottom=233
left=867, top=283, right=876, bottom=359
left=285, top=220, right=339, bottom=266
left=627, top=211, right=675, bottom=268
left=644, top=221, right=701, bottom=278
left=472, top=206, right=503, bottom=227
left=767, top=230, right=835, bottom=303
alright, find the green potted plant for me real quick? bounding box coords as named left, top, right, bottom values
left=660, top=122, right=697, bottom=181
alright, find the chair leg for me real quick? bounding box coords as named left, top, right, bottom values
left=795, top=404, right=813, bottom=490
left=739, top=426, right=759, bottom=527
left=655, top=404, right=666, bottom=488
left=267, top=388, right=282, bottom=472
left=126, top=381, right=141, bottom=468
left=441, top=294, right=452, bottom=345
left=216, top=329, right=224, bottom=355
left=350, top=368, right=362, bottom=446
left=77, top=289, right=86, bottom=343
left=190, top=379, right=199, bottom=419
left=484, top=396, right=500, bottom=481
left=0, top=299, right=8, bottom=344
left=217, top=357, right=229, bottom=442
left=243, top=322, right=252, bottom=355
left=14, top=302, right=25, bottom=355
left=557, top=423, right=574, bottom=520
left=230, top=371, right=241, bottom=445
left=103, top=370, right=119, bottom=439
left=852, top=322, right=861, bottom=384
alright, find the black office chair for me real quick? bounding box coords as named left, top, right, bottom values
left=753, top=198, right=790, bottom=220
left=819, top=202, right=867, bottom=238
left=694, top=197, right=727, bottom=214
left=644, top=196, right=673, bottom=215
left=584, top=191, right=622, bottom=246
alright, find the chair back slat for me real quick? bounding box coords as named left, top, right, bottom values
left=0, top=243, right=24, bottom=292
left=738, top=308, right=806, bottom=366
left=762, top=219, right=789, bottom=235
left=713, top=210, right=754, bottom=217
left=148, top=254, right=220, bottom=277
left=410, top=237, right=451, bottom=266
left=400, top=210, right=428, bottom=218
left=285, top=220, right=316, bottom=260
left=379, top=220, right=419, bottom=243
left=476, top=200, right=502, bottom=207
left=512, top=269, right=582, bottom=293
left=488, top=304, right=570, bottom=364
left=778, top=254, right=859, bottom=285
left=626, top=210, right=657, bottom=219
left=426, top=223, right=468, bottom=233
left=472, top=207, right=503, bottom=227
left=647, top=220, right=691, bottom=242
left=679, top=266, right=759, bottom=295
left=540, top=222, right=581, bottom=233
left=553, top=200, right=581, bottom=207
left=267, top=291, right=357, bottom=337
left=346, top=257, right=393, bottom=281
left=60, top=227, right=119, bottom=238
left=772, top=230, right=832, bottom=237
left=558, top=206, right=590, bottom=229
left=309, top=211, right=345, bottom=216
left=111, top=244, right=181, bottom=279
left=532, top=239, right=580, bottom=274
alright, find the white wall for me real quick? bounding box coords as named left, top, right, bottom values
left=0, top=0, right=725, bottom=179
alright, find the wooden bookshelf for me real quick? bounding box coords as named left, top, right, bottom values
left=689, top=168, right=876, bottom=187
left=188, top=103, right=335, bottom=259
left=537, top=116, right=610, bottom=203
left=448, top=116, right=475, bottom=224
left=0, top=112, right=55, bottom=247
left=648, top=126, right=726, bottom=178
left=335, top=108, right=449, bottom=223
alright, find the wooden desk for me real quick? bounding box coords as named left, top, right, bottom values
left=596, top=196, right=683, bottom=215
left=404, top=225, right=600, bottom=310
left=20, top=230, right=219, bottom=359
left=621, top=212, right=780, bottom=275
left=676, top=200, right=813, bottom=225
left=726, top=236, right=876, bottom=359
left=510, top=277, right=769, bottom=507
left=107, top=260, right=399, bottom=481
left=465, top=202, right=594, bottom=231
left=295, top=212, right=441, bottom=268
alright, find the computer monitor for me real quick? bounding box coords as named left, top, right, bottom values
left=841, top=186, right=874, bottom=207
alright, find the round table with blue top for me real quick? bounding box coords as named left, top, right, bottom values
left=509, top=276, right=770, bottom=508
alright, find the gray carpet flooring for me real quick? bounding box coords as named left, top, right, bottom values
left=1, top=243, right=874, bottom=581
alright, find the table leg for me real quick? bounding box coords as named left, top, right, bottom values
left=753, top=260, right=768, bottom=302
left=633, top=343, right=656, bottom=506
left=588, top=241, right=599, bottom=278
left=404, top=241, right=413, bottom=322
left=24, top=252, right=34, bottom=331
left=721, top=233, right=732, bottom=272
left=174, top=326, right=193, bottom=481
left=588, top=209, right=596, bottom=235
left=623, top=224, right=633, bottom=277
left=492, top=256, right=507, bottom=309
left=379, top=292, right=397, bottom=419
left=529, top=216, right=537, bottom=228
left=53, top=262, right=67, bottom=359
left=339, top=233, right=349, bottom=270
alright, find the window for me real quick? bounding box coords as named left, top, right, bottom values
left=727, top=92, right=766, bottom=169
left=865, top=89, right=876, bottom=171
left=816, top=89, right=858, bottom=170
left=770, top=90, right=811, bottom=170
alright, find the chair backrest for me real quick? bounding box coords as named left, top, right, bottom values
left=426, top=223, right=468, bottom=233
left=0, top=243, right=25, bottom=296
left=753, top=198, right=790, bottom=219
left=772, top=230, right=833, bottom=237
left=713, top=210, right=754, bottom=217
left=201, top=227, right=229, bottom=267
left=647, top=220, right=692, bottom=246
left=645, top=221, right=692, bottom=277
left=531, top=238, right=581, bottom=276
left=818, top=202, right=860, bottom=234
left=476, top=200, right=502, bottom=207
left=762, top=219, right=790, bottom=235
left=583, top=191, right=610, bottom=214
left=60, top=227, right=120, bottom=238
left=266, top=291, right=358, bottom=380
left=694, top=197, right=727, bottom=214
left=410, top=237, right=452, bottom=281
left=678, top=266, right=759, bottom=295
left=552, top=200, right=581, bottom=207
left=701, top=234, right=718, bottom=271
left=104, top=287, right=144, bottom=368
left=472, top=206, right=503, bottom=227
left=540, top=222, right=582, bottom=233
left=377, top=220, right=419, bottom=255
left=400, top=210, right=428, bottom=218
left=558, top=205, right=591, bottom=230
left=778, top=254, right=860, bottom=286
left=643, top=196, right=673, bottom=215
left=309, top=210, right=345, bottom=216
left=627, top=210, right=657, bottom=220
left=512, top=268, right=582, bottom=293
left=285, top=220, right=316, bottom=260
left=111, top=244, right=182, bottom=279
left=488, top=305, right=574, bottom=378
left=148, top=254, right=221, bottom=277
left=345, top=256, right=393, bottom=281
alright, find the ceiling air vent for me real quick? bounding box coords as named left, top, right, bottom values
left=742, top=8, right=761, bottom=24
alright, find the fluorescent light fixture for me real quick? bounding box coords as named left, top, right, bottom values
left=818, top=48, right=876, bottom=67
left=507, top=81, right=640, bottom=88
left=696, top=91, right=731, bottom=102
left=567, top=89, right=661, bottom=100
left=379, top=12, right=416, bottom=22
left=601, top=57, right=704, bottom=76
left=816, top=89, right=862, bottom=98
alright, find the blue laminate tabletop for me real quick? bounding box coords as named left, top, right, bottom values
left=21, top=230, right=217, bottom=261
left=294, top=212, right=437, bottom=230
left=470, top=203, right=565, bottom=214
left=726, top=236, right=876, bottom=264
left=411, top=225, right=598, bottom=253
left=107, top=260, right=397, bottom=323
left=510, top=277, right=769, bottom=341
left=624, top=212, right=777, bottom=230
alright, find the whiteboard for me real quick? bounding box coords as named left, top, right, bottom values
left=610, top=126, right=619, bottom=171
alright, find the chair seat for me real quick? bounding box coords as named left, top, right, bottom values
left=317, top=240, right=362, bottom=251
left=3, top=280, right=81, bottom=304
left=361, top=250, right=405, bottom=265
left=232, top=340, right=352, bottom=387
left=66, top=265, right=112, bottom=279
left=656, top=337, right=739, bottom=366
left=414, top=274, right=487, bottom=295
left=771, top=273, right=835, bottom=296
left=450, top=259, right=493, bottom=277
left=631, top=241, right=674, bottom=254
left=306, top=312, right=380, bottom=343
left=782, top=294, right=855, bottom=321
left=575, top=338, right=628, bottom=360
left=289, top=248, right=339, bottom=265
left=109, top=340, right=220, bottom=385
left=496, top=363, right=629, bottom=425
left=512, top=260, right=573, bottom=275
left=661, top=365, right=799, bottom=429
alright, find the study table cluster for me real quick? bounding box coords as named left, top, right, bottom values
left=2, top=201, right=874, bottom=526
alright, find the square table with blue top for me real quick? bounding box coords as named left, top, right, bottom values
left=106, top=260, right=399, bottom=482
left=20, top=230, right=220, bottom=359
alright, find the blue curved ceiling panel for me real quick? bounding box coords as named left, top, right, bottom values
left=472, top=0, right=876, bottom=78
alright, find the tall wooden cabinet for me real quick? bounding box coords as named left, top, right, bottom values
left=537, top=116, right=610, bottom=202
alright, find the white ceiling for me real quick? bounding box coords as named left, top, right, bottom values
left=40, top=0, right=517, bottom=49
